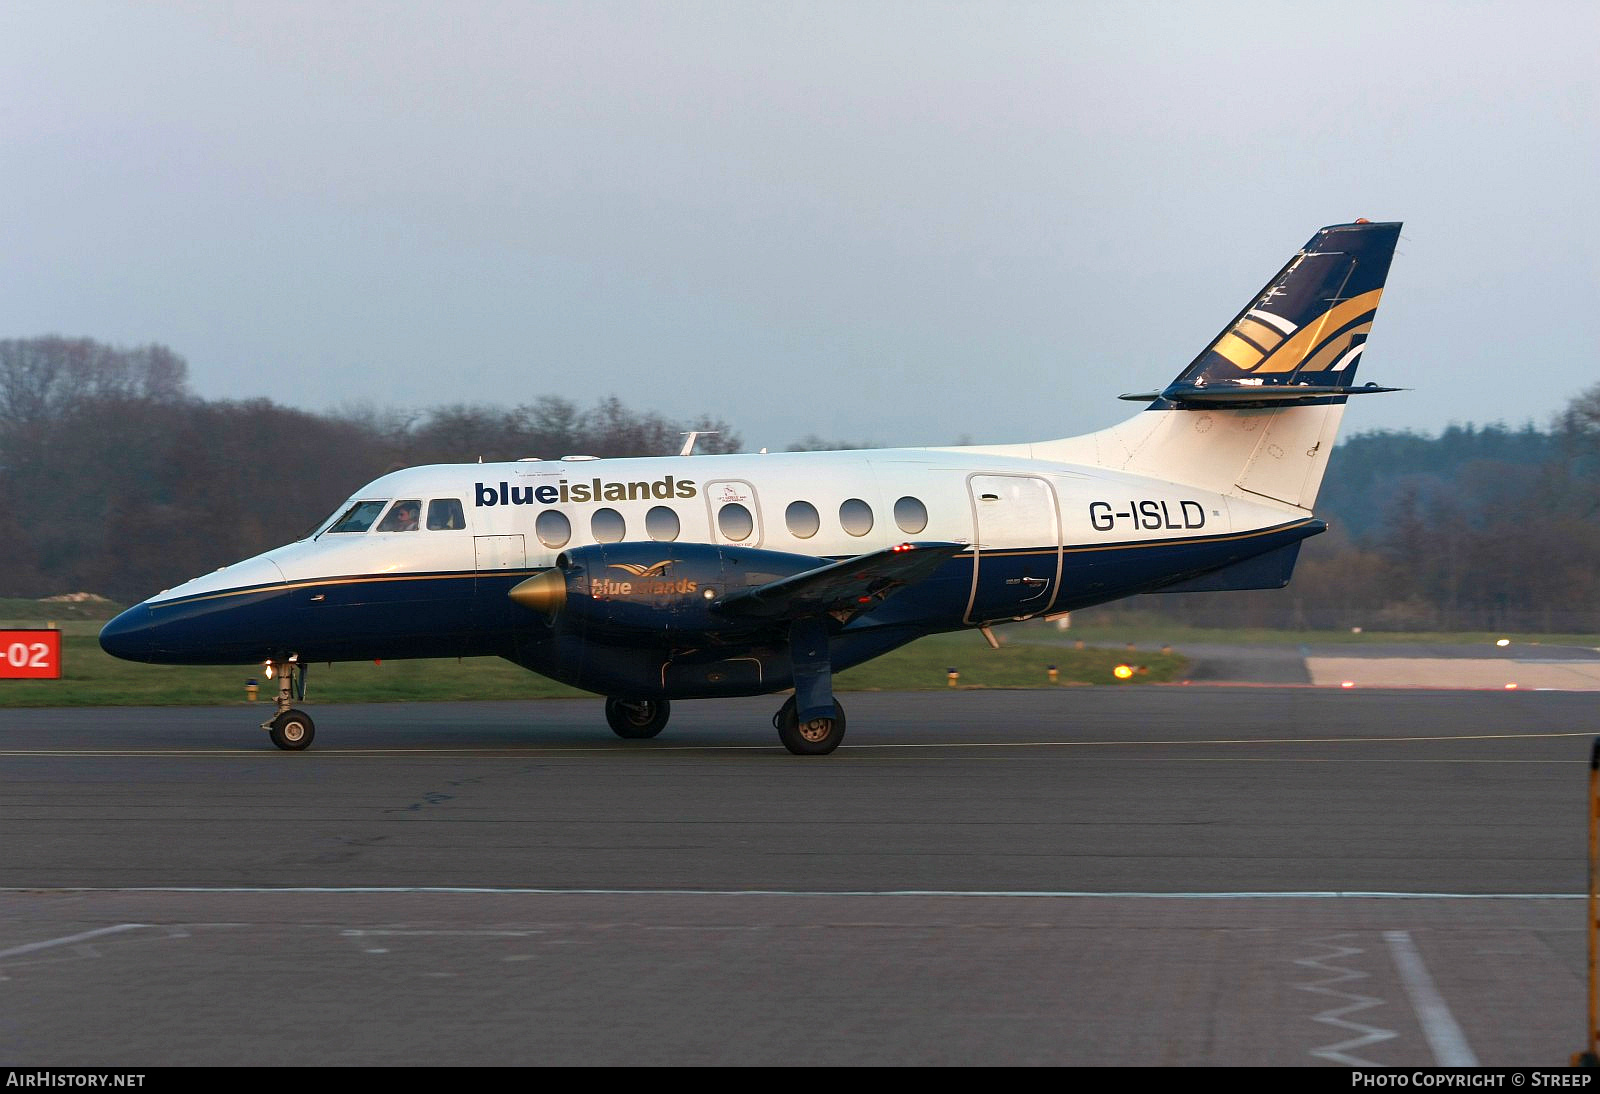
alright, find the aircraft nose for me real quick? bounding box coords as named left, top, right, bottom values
left=99, top=605, right=155, bottom=662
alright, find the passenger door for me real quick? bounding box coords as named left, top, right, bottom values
left=965, top=474, right=1062, bottom=624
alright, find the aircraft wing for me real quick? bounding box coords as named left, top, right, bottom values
left=713, top=542, right=966, bottom=621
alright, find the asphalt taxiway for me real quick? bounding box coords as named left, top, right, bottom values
left=1, top=687, right=1595, bottom=1065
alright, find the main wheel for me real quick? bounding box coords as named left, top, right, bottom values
left=268, top=709, right=315, bottom=751
left=774, top=696, right=846, bottom=756
left=605, top=697, right=670, bottom=739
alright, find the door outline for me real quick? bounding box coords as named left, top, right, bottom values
left=703, top=479, right=764, bottom=547
left=473, top=534, right=527, bottom=571
left=964, top=473, right=1063, bottom=624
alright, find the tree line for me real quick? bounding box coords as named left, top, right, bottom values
left=4, top=336, right=1598, bottom=633
left=0, top=337, right=738, bottom=603
left=1094, top=402, right=1600, bottom=634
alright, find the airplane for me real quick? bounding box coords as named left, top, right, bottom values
left=99, top=219, right=1403, bottom=755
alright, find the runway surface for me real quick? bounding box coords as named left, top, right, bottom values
left=1, top=687, right=1595, bottom=1065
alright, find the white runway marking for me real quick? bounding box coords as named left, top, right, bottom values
left=1384, top=929, right=1479, bottom=1066
left=341, top=929, right=546, bottom=937
left=0, top=923, right=148, bottom=959
left=1296, top=934, right=1396, bottom=1066
left=0, top=886, right=1582, bottom=899
left=0, top=728, right=1588, bottom=758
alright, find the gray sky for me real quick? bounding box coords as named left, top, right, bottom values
left=3, top=1, right=1595, bottom=450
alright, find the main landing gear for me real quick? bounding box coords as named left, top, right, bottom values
left=605, top=697, right=670, bottom=739
left=262, top=657, right=315, bottom=751
left=773, top=695, right=846, bottom=756
left=776, top=615, right=844, bottom=755
left=596, top=617, right=850, bottom=755
left=601, top=694, right=846, bottom=754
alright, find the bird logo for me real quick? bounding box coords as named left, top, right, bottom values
left=609, top=561, right=673, bottom=579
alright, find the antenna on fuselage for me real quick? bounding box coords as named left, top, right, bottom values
left=679, top=431, right=719, bottom=456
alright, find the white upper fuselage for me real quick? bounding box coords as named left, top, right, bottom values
left=150, top=443, right=1305, bottom=607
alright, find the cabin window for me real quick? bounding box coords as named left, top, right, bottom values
left=427, top=499, right=465, bottom=531
left=893, top=496, right=928, bottom=535
left=328, top=500, right=387, bottom=533
left=785, top=500, right=820, bottom=539
left=592, top=507, right=626, bottom=543
left=536, top=510, right=571, bottom=549
left=839, top=498, right=874, bottom=537
left=645, top=505, right=680, bottom=542
left=376, top=500, right=422, bottom=532
left=718, top=502, right=755, bottom=542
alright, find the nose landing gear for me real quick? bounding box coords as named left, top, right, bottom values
left=262, top=657, right=315, bottom=751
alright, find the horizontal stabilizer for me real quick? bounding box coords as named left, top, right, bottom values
left=1119, top=381, right=1404, bottom=407
left=714, top=542, right=965, bottom=620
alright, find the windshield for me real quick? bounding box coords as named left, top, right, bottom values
left=326, top=500, right=389, bottom=534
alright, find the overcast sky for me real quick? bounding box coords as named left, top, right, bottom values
left=2, top=1, right=1595, bottom=451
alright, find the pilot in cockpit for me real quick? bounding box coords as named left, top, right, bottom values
left=378, top=501, right=420, bottom=532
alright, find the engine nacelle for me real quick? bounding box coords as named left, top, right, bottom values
left=510, top=541, right=823, bottom=641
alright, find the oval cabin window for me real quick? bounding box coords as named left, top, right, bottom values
left=839, top=498, right=874, bottom=537
left=893, top=496, right=928, bottom=535
left=535, top=510, right=571, bottom=549
left=718, top=503, right=755, bottom=542
left=785, top=500, right=820, bottom=539
left=645, top=505, right=681, bottom=542
left=591, top=508, right=626, bottom=543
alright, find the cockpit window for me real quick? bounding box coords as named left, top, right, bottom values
left=427, top=499, right=465, bottom=530
left=327, top=500, right=388, bottom=533
left=377, top=500, right=422, bottom=532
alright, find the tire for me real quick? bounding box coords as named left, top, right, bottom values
left=774, top=696, right=846, bottom=756
left=605, top=697, right=670, bottom=739
left=269, top=709, right=315, bottom=751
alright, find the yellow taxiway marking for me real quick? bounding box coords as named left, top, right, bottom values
left=0, top=729, right=1590, bottom=758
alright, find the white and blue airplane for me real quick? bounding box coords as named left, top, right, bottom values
left=100, top=220, right=1402, bottom=754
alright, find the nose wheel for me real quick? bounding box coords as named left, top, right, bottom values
left=773, top=695, right=846, bottom=755
left=261, top=657, right=315, bottom=751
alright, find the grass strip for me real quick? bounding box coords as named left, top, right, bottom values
left=0, top=632, right=1185, bottom=708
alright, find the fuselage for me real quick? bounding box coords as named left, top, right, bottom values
left=99, top=444, right=1320, bottom=698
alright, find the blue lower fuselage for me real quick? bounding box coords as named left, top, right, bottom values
left=100, top=519, right=1321, bottom=699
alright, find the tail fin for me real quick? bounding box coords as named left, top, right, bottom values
left=1153, top=219, right=1402, bottom=405
left=1048, top=220, right=1403, bottom=511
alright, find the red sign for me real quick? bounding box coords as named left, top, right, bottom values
left=0, top=630, right=61, bottom=679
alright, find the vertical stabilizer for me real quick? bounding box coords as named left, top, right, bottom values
left=1167, top=219, right=1399, bottom=394
left=1042, top=220, right=1402, bottom=511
